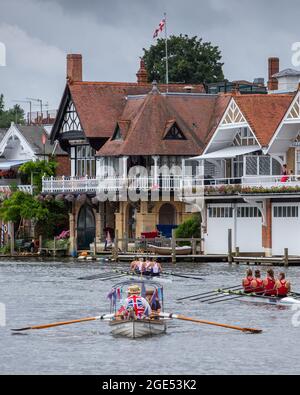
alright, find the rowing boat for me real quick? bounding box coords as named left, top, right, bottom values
left=109, top=318, right=167, bottom=338
left=107, top=280, right=168, bottom=339
left=112, top=270, right=172, bottom=284
left=218, top=290, right=300, bottom=306
left=148, top=245, right=192, bottom=256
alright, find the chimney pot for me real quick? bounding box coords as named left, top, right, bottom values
left=67, top=54, right=83, bottom=83
left=268, top=57, right=279, bottom=91
left=136, top=58, right=148, bottom=84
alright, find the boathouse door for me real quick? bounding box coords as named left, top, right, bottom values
left=77, top=205, right=96, bottom=250
left=272, top=203, right=300, bottom=256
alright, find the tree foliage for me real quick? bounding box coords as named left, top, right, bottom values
left=0, top=94, right=26, bottom=128
left=0, top=191, right=48, bottom=223
left=19, top=160, right=57, bottom=193
left=175, top=214, right=201, bottom=240
left=143, top=34, right=224, bottom=84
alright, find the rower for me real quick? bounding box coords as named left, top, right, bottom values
left=144, top=258, right=152, bottom=276
left=263, top=268, right=276, bottom=296
left=146, top=290, right=161, bottom=314
left=118, top=285, right=152, bottom=320
left=135, top=258, right=145, bottom=275
left=276, top=272, right=291, bottom=298
left=151, top=259, right=162, bottom=277
left=251, top=270, right=265, bottom=295
left=242, top=269, right=254, bottom=293
left=130, top=259, right=138, bottom=272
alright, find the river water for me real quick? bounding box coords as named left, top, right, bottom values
left=0, top=259, right=299, bottom=375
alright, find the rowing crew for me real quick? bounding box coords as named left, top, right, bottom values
left=242, top=269, right=291, bottom=297
left=130, top=258, right=162, bottom=277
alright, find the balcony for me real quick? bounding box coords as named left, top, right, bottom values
left=42, top=175, right=300, bottom=196
left=204, top=175, right=300, bottom=196
left=42, top=175, right=203, bottom=194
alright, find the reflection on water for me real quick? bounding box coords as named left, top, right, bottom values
left=0, top=260, right=300, bottom=374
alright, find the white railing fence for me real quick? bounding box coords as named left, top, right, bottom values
left=0, top=185, right=33, bottom=194
left=41, top=174, right=300, bottom=194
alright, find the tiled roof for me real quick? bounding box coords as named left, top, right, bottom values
left=16, top=125, right=66, bottom=155
left=99, top=91, right=229, bottom=157
left=234, top=94, right=295, bottom=146
left=69, top=81, right=205, bottom=139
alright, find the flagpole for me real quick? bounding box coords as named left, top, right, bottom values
left=164, top=12, right=169, bottom=91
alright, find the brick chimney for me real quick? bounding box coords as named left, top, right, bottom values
left=268, top=57, right=279, bottom=91
left=67, top=54, right=82, bottom=83
left=136, top=59, right=148, bottom=84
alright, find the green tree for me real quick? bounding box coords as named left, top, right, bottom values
left=0, top=191, right=48, bottom=224
left=143, top=34, right=224, bottom=84
left=0, top=95, right=26, bottom=128
left=0, top=94, right=4, bottom=114
left=19, top=160, right=57, bottom=193
left=175, top=214, right=201, bottom=243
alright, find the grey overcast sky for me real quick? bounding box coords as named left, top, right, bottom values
left=0, top=0, right=300, bottom=114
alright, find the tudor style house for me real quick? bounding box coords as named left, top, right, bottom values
left=43, top=54, right=300, bottom=257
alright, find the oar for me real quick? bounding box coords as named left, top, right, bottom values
left=78, top=272, right=118, bottom=281
left=209, top=295, right=247, bottom=305
left=159, top=313, right=262, bottom=334
left=177, top=285, right=242, bottom=302
left=163, top=272, right=203, bottom=281
left=193, top=287, right=244, bottom=301
left=100, top=274, right=128, bottom=281
left=11, top=314, right=115, bottom=332
left=191, top=287, right=243, bottom=302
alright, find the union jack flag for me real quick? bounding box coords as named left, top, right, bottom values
left=153, top=18, right=166, bottom=39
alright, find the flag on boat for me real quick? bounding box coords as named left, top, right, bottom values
left=153, top=17, right=166, bottom=39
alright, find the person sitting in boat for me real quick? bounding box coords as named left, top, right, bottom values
left=134, top=258, right=145, bottom=275
left=276, top=272, right=291, bottom=298
left=151, top=259, right=162, bottom=277
left=146, top=290, right=161, bottom=315
left=250, top=270, right=265, bottom=295
left=144, top=259, right=152, bottom=276
left=263, top=269, right=277, bottom=296
left=118, top=285, right=151, bottom=320
left=130, top=259, right=139, bottom=272
left=242, top=269, right=254, bottom=293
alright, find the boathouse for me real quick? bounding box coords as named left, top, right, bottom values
left=43, top=54, right=300, bottom=257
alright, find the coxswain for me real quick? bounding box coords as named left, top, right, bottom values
left=151, top=259, right=162, bottom=277
left=118, top=285, right=151, bottom=320
left=251, top=270, right=265, bottom=295
left=263, top=269, right=276, bottom=296
left=242, top=269, right=254, bottom=293
left=276, top=272, right=291, bottom=298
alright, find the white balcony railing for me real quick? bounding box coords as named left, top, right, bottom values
left=42, top=175, right=204, bottom=194
left=42, top=174, right=300, bottom=195
left=0, top=185, right=33, bottom=194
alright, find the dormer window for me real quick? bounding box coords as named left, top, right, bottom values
left=112, top=125, right=123, bottom=141
left=164, top=123, right=186, bottom=140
